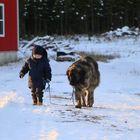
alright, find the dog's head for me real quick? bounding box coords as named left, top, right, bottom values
left=67, top=64, right=85, bottom=86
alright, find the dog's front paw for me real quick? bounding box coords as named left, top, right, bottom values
left=75, top=105, right=82, bottom=109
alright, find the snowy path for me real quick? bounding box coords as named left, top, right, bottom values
left=0, top=53, right=140, bottom=140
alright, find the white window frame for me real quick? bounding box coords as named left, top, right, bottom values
left=0, top=3, right=5, bottom=37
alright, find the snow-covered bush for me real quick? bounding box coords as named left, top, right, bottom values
left=102, top=26, right=139, bottom=40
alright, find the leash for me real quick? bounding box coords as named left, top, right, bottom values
left=45, top=83, right=75, bottom=106
left=45, top=82, right=52, bottom=104
left=71, top=87, right=75, bottom=105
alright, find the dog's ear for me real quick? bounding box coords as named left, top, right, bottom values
left=67, top=64, right=75, bottom=76
left=66, top=69, right=69, bottom=76
left=66, top=68, right=72, bottom=77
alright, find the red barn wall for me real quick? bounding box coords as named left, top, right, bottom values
left=0, top=0, right=18, bottom=51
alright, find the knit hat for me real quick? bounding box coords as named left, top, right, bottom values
left=32, top=45, right=44, bottom=55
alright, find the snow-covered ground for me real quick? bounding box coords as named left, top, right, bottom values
left=0, top=36, right=140, bottom=140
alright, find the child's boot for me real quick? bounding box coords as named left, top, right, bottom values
left=38, top=97, right=43, bottom=105
left=32, top=93, right=37, bottom=105
left=38, top=102, right=43, bottom=105
left=36, top=90, right=43, bottom=105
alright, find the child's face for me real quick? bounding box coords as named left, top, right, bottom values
left=33, top=54, right=42, bottom=59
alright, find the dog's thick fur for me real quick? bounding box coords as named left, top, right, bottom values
left=67, top=56, right=100, bottom=108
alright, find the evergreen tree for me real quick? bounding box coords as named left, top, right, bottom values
left=19, top=0, right=140, bottom=37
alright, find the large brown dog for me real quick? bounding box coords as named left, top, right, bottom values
left=66, top=56, right=100, bottom=108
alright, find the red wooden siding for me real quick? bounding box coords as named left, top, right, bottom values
left=0, top=0, right=18, bottom=51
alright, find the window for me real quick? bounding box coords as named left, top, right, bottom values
left=0, top=4, right=4, bottom=37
